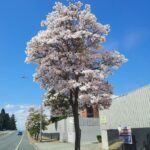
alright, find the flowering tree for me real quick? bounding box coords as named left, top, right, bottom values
left=25, top=1, right=127, bottom=149
left=26, top=107, right=48, bottom=140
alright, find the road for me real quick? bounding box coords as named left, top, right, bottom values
left=0, top=131, right=36, bottom=150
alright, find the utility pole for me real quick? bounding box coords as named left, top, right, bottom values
left=40, top=100, right=43, bottom=142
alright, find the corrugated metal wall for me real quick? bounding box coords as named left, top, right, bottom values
left=101, top=85, right=150, bottom=129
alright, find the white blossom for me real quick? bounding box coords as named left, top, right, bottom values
left=25, top=1, right=127, bottom=112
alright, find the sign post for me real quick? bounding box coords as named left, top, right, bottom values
left=118, top=126, right=132, bottom=145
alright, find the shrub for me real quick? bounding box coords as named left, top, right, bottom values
left=97, top=135, right=102, bottom=143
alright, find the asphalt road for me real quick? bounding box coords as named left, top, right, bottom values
left=0, top=131, right=36, bottom=150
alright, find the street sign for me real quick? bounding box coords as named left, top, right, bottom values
left=100, top=115, right=107, bottom=124
left=118, top=126, right=132, bottom=144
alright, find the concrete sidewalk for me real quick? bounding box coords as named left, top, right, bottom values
left=35, top=141, right=102, bottom=150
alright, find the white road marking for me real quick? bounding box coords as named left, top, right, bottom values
left=15, top=133, right=24, bottom=150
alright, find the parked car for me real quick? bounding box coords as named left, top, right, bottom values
left=17, top=131, right=23, bottom=136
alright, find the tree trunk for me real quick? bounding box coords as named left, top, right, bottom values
left=70, top=88, right=81, bottom=150
left=73, top=105, right=81, bottom=150
left=37, top=133, right=39, bottom=141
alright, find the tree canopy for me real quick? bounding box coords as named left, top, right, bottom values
left=26, top=107, right=48, bottom=140
left=26, top=1, right=127, bottom=110
left=0, top=108, right=17, bottom=130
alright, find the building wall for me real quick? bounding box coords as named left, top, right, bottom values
left=100, top=85, right=150, bottom=150
left=80, top=109, right=87, bottom=118
left=43, top=117, right=100, bottom=143
left=101, top=85, right=150, bottom=129
left=80, top=105, right=99, bottom=118
left=93, top=105, right=99, bottom=118
left=80, top=117, right=101, bottom=143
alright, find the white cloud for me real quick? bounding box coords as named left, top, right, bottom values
left=5, top=104, right=16, bottom=109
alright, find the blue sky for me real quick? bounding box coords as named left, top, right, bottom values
left=0, top=0, right=149, bottom=129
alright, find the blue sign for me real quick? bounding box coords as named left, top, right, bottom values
left=119, top=135, right=132, bottom=144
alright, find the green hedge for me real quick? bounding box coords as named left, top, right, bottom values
left=97, top=135, right=102, bottom=143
